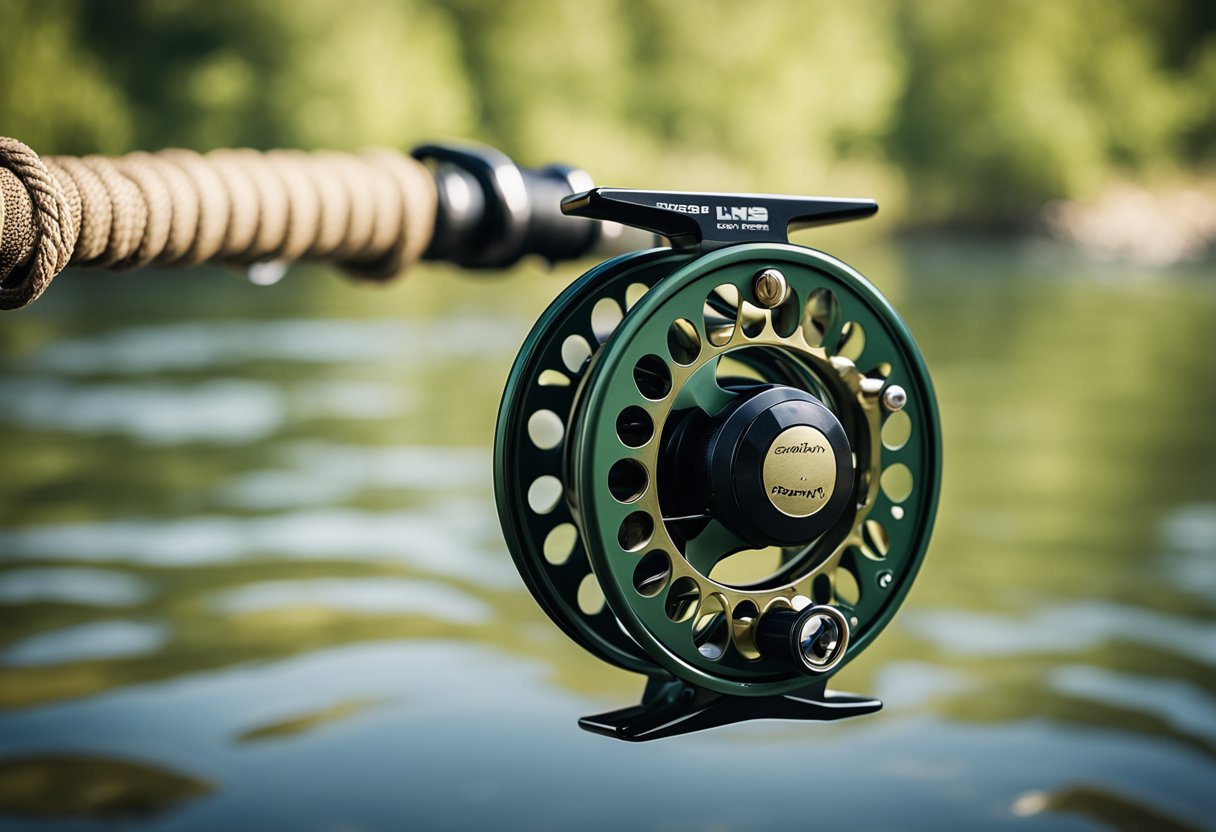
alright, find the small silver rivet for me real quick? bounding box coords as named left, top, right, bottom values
left=882, top=385, right=907, bottom=412
left=753, top=268, right=789, bottom=309
left=877, top=571, right=893, bottom=589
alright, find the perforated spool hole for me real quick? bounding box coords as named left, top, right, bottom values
left=617, top=511, right=654, bottom=552
left=704, top=284, right=739, bottom=346
left=561, top=334, right=592, bottom=373
left=577, top=572, right=606, bottom=615
left=665, top=577, right=700, bottom=623
left=731, top=600, right=761, bottom=660
left=538, top=369, right=570, bottom=387
left=625, top=282, right=648, bottom=309
left=543, top=523, right=578, bottom=565
left=667, top=318, right=701, bottom=365
left=835, top=566, right=861, bottom=606
left=882, top=410, right=911, bottom=450
left=527, top=475, right=563, bottom=515
left=772, top=289, right=801, bottom=337
left=837, top=321, right=866, bottom=361
left=693, top=594, right=729, bottom=660
left=608, top=459, right=648, bottom=503
left=591, top=297, right=624, bottom=342
left=881, top=463, right=914, bottom=503
left=633, top=354, right=672, bottom=400
left=527, top=409, right=564, bottom=450
left=864, top=519, right=890, bottom=557
left=868, top=362, right=893, bottom=380
left=633, top=549, right=671, bottom=597
left=616, top=406, right=654, bottom=448
left=740, top=300, right=765, bottom=338
left=802, top=287, right=839, bottom=347
left=812, top=573, right=832, bottom=604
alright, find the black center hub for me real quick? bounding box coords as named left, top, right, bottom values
left=660, top=386, right=854, bottom=550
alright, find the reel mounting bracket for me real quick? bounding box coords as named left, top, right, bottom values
left=579, top=676, right=882, bottom=742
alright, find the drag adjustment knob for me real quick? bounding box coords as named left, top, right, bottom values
left=762, top=424, right=837, bottom=518
left=705, top=386, right=854, bottom=548
left=755, top=605, right=850, bottom=675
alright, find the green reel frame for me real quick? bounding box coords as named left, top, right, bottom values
left=495, top=190, right=941, bottom=740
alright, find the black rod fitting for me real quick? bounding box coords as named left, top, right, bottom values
left=412, top=142, right=601, bottom=269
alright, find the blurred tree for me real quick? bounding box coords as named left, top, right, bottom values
left=890, top=0, right=1211, bottom=225
left=0, top=0, right=1212, bottom=227
left=0, top=0, right=135, bottom=154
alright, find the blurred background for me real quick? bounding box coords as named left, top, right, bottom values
left=0, top=1, right=1214, bottom=829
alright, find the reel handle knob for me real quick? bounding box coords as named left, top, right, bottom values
left=756, top=605, right=851, bottom=675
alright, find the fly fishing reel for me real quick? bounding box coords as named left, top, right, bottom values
left=496, top=188, right=942, bottom=741
left=0, top=134, right=941, bottom=740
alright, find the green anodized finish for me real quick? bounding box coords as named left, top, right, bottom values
left=570, top=243, right=942, bottom=696
left=494, top=247, right=695, bottom=674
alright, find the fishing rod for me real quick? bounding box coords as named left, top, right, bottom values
left=0, top=136, right=941, bottom=741
left=0, top=138, right=656, bottom=308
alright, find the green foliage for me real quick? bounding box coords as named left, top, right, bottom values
left=1, top=0, right=1212, bottom=225
left=891, top=0, right=1211, bottom=224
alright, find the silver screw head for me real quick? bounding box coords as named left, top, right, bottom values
left=877, top=570, right=894, bottom=589
left=753, top=268, right=789, bottom=308
left=882, top=384, right=907, bottom=412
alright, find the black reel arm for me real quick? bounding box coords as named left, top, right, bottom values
left=562, top=187, right=877, bottom=250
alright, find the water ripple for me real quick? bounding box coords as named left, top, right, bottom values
left=0, top=504, right=516, bottom=586
left=1049, top=664, right=1216, bottom=743
left=0, top=568, right=150, bottom=608
left=0, top=379, right=283, bottom=444
left=902, top=601, right=1216, bottom=664
left=1161, top=503, right=1216, bottom=603
left=218, top=442, right=487, bottom=509
left=0, top=620, right=169, bottom=667
left=22, top=318, right=522, bottom=375
left=0, top=378, right=411, bottom=444
left=213, top=578, right=492, bottom=621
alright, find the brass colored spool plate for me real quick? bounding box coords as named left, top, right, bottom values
left=762, top=425, right=837, bottom=518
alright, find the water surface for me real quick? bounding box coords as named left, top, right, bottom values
left=0, top=241, right=1213, bottom=830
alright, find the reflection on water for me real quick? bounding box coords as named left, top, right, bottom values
left=0, top=378, right=410, bottom=444
left=1048, top=665, right=1216, bottom=745
left=213, top=578, right=493, bottom=621
left=235, top=698, right=383, bottom=744
left=0, top=245, right=1213, bottom=829
left=1163, top=504, right=1216, bottom=604
left=0, top=755, right=212, bottom=821
left=217, top=442, right=486, bottom=508
left=1012, top=784, right=1207, bottom=832
left=1, top=621, right=169, bottom=668
left=0, top=568, right=149, bottom=607
left=902, top=602, right=1216, bottom=661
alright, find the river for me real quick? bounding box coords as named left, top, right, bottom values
left=0, top=239, right=1213, bottom=830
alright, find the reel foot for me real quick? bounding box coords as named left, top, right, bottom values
left=579, top=677, right=882, bottom=742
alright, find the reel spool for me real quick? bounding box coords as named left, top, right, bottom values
left=496, top=188, right=941, bottom=741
